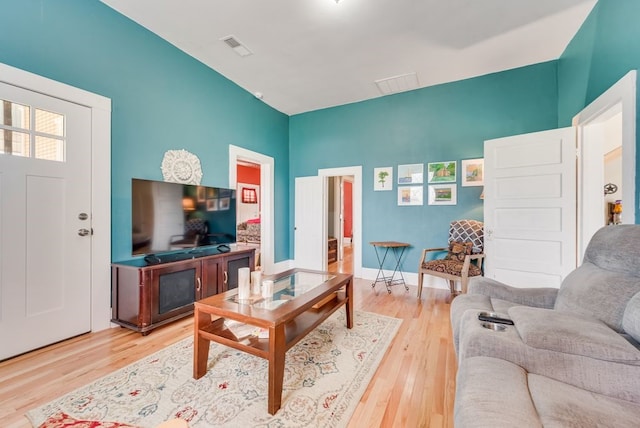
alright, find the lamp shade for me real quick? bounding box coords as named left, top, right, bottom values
left=182, top=197, right=196, bottom=211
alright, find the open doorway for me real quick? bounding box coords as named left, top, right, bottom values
left=327, top=175, right=353, bottom=274
left=229, top=145, right=275, bottom=274
left=236, top=160, right=262, bottom=268
left=318, top=166, right=362, bottom=278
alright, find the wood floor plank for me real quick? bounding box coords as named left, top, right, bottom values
left=0, top=268, right=457, bottom=427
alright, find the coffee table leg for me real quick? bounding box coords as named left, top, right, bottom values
left=268, top=324, right=286, bottom=415
left=193, top=307, right=210, bottom=379
left=346, top=279, right=354, bottom=329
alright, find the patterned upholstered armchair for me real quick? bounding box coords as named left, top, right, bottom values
left=417, top=220, right=484, bottom=298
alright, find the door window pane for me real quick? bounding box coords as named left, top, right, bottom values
left=35, top=136, right=63, bottom=161
left=1, top=99, right=30, bottom=129
left=35, top=108, right=64, bottom=137
left=0, top=129, right=30, bottom=156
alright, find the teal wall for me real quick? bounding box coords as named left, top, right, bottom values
left=558, top=0, right=640, bottom=222
left=3, top=0, right=638, bottom=271
left=290, top=63, right=559, bottom=271
left=0, top=0, right=290, bottom=262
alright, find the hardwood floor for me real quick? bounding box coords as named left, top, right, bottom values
left=0, top=266, right=457, bottom=427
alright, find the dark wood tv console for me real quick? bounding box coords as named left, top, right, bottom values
left=111, top=247, right=255, bottom=335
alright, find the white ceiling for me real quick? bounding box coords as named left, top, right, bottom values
left=100, top=0, right=597, bottom=116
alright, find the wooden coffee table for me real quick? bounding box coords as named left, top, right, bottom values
left=193, top=268, right=353, bottom=415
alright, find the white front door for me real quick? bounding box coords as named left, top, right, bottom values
left=0, top=82, right=92, bottom=359
left=294, top=176, right=326, bottom=271
left=484, top=127, right=576, bottom=288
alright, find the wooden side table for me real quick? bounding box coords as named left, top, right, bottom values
left=370, top=241, right=410, bottom=294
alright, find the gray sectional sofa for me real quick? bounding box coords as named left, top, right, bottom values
left=450, top=225, right=640, bottom=427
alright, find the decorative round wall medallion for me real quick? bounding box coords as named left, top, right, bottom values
left=161, top=149, right=203, bottom=184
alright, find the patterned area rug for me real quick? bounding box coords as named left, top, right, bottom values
left=28, top=310, right=401, bottom=428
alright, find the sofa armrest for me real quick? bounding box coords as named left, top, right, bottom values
left=468, top=277, right=558, bottom=309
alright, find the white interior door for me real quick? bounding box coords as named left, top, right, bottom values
left=0, top=82, right=92, bottom=360
left=294, top=176, right=326, bottom=270
left=484, top=127, right=576, bottom=288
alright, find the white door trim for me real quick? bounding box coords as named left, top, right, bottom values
left=229, top=145, right=275, bottom=274
left=573, top=70, right=636, bottom=259
left=319, top=166, right=362, bottom=278
left=0, top=62, right=112, bottom=332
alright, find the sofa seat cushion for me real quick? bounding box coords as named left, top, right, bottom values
left=421, top=259, right=482, bottom=276
left=508, top=306, right=640, bottom=364
left=455, top=356, right=640, bottom=428
left=529, top=372, right=640, bottom=427
left=455, top=357, right=542, bottom=428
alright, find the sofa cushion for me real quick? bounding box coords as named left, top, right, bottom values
left=623, top=292, right=640, bottom=343
left=528, top=373, right=640, bottom=427
left=445, top=241, right=473, bottom=262
left=508, top=306, right=640, bottom=364
left=582, top=224, right=640, bottom=277
left=455, top=357, right=542, bottom=428
left=554, top=262, right=640, bottom=333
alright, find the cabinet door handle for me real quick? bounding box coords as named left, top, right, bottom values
left=224, top=271, right=228, bottom=284
left=196, top=277, right=201, bottom=292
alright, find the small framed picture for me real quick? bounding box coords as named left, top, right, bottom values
left=428, top=184, right=457, bottom=205
left=219, top=197, right=231, bottom=210
left=206, top=198, right=218, bottom=211
left=461, top=158, right=484, bottom=187
left=397, top=163, right=423, bottom=184
left=206, top=187, right=218, bottom=199
left=397, top=186, right=423, bottom=206
left=197, top=186, right=206, bottom=202
left=374, top=167, right=393, bottom=191
left=427, top=161, right=456, bottom=183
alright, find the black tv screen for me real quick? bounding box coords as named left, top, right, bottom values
left=131, top=178, right=236, bottom=256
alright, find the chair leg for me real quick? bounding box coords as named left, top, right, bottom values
left=461, top=277, right=469, bottom=294
left=449, top=280, right=456, bottom=295
left=417, top=272, right=423, bottom=299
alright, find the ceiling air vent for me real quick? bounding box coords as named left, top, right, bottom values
left=375, top=72, right=419, bottom=95
left=220, top=35, right=253, bottom=57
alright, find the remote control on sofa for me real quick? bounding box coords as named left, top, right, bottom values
left=478, top=314, right=514, bottom=325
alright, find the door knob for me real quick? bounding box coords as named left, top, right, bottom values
left=78, top=228, right=91, bottom=237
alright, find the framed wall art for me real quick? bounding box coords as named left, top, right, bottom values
left=461, top=158, right=484, bottom=187
left=397, top=163, right=423, bottom=184
left=427, top=161, right=456, bottom=183
left=397, top=186, right=423, bottom=206
left=374, top=166, right=393, bottom=191
left=428, top=184, right=457, bottom=205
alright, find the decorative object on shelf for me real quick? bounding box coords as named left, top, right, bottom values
left=613, top=200, right=623, bottom=224
left=251, top=270, right=262, bottom=295
left=428, top=184, right=457, bottom=205
left=397, top=185, right=423, bottom=206
left=397, top=163, right=423, bottom=184
left=427, top=161, right=456, bottom=183
left=604, top=183, right=618, bottom=195
left=161, top=149, right=203, bottom=184
left=374, top=166, right=393, bottom=191
left=262, top=279, right=274, bottom=298
left=238, top=267, right=251, bottom=300
left=461, top=158, right=484, bottom=187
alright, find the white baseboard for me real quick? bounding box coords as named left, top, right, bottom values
left=358, top=267, right=452, bottom=291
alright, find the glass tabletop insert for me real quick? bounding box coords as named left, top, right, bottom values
left=227, top=271, right=336, bottom=310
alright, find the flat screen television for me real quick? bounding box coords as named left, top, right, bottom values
left=131, top=178, right=236, bottom=256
